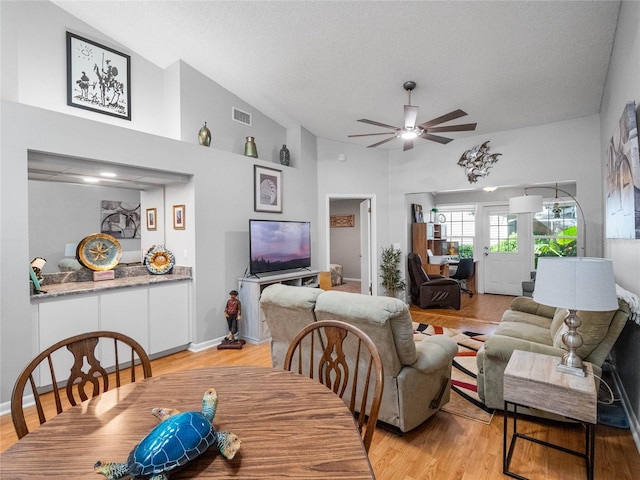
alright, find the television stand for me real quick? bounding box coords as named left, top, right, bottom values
left=237, top=270, right=320, bottom=344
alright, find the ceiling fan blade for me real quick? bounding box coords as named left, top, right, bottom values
left=403, top=138, right=414, bottom=151
left=367, top=136, right=397, bottom=148
left=404, top=105, right=419, bottom=129
left=426, top=123, right=477, bottom=133
left=418, top=109, right=468, bottom=129
left=420, top=133, right=454, bottom=145
left=348, top=132, right=400, bottom=138
left=357, top=119, right=401, bottom=131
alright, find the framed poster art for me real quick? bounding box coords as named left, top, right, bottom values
left=605, top=101, right=640, bottom=239
left=254, top=165, right=282, bottom=213
left=173, top=205, right=185, bottom=230
left=66, top=31, right=131, bottom=120
left=146, top=208, right=157, bottom=231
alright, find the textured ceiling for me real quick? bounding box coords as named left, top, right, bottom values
left=52, top=1, right=620, bottom=150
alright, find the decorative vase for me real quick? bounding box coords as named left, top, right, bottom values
left=244, top=136, right=258, bottom=158
left=198, top=122, right=211, bottom=147
left=279, top=144, right=290, bottom=166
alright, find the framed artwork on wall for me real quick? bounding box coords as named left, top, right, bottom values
left=605, top=101, right=640, bottom=239
left=66, top=31, right=131, bottom=120
left=100, top=200, right=140, bottom=238
left=330, top=214, right=355, bottom=228
left=254, top=165, right=282, bottom=213
left=412, top=204, right=424, bottom=223
left=173, top=205, right=185, bottom=230
left=146, top=208, right=157, bottom=231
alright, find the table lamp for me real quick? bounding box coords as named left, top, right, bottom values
left=533, top=257, right=618, bottom=376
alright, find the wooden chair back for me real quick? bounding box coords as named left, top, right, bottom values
left=284, top=320, right=384, bottom=452
left=11, top=330, right=152, bottom=439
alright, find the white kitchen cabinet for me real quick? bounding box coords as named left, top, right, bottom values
left=149, top=282, right=190, bottom=355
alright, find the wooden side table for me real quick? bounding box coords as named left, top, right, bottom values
left=503, top=350, right=597, bottom=480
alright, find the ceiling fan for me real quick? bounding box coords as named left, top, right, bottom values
left=348, top=81, right=477, bottom=151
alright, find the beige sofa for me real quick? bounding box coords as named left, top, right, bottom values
left=477, top=296, right=630, bottom=410
left=260, top=284, right=458, bottom=432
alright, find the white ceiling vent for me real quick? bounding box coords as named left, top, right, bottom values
left=232, top=107, right=252, bottom=126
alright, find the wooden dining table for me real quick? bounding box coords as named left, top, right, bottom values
left=0, top=366, right=375, bottom=479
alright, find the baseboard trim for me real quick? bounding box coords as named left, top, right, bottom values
left=188, top=336, right=226, bottom=352
left=611, top=364, right=640, bottom=454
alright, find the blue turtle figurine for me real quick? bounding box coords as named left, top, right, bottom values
left=94, top=388, right=241, bottom=480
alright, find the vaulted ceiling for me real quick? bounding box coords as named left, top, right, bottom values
left=53, top=1, right=620, bottom=150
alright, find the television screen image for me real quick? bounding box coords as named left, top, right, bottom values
left=249, top=220, right=311, bottom=275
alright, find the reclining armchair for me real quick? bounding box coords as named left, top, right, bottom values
left=260, top=284, right=458, bottom=432
left=407, top=253, right=461, bottom=310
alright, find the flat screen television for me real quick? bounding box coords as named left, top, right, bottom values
left=249, top=219, right=311, bottom=275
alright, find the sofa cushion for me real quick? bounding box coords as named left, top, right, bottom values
left=494, top=321, right=553, bottom=346
left=501, top=309, right=553, bottom=329
left=552, top=308, right=618, bottom=358
left=510, top=296, right=556, bottom=318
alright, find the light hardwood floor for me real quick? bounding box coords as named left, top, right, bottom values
left=2, top=293, right=639, bottom=479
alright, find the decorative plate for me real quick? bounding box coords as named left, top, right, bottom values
left=76, top=233, right=122, bottom=271
left=145, top=245, right=175, bottom=275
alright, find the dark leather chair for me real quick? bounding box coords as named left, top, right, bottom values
left=407, top=253, right=461, bottom=309
left=450, top=258, right=475, bottom=297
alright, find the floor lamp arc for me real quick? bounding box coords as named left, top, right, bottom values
left=509, top=186, right=586, bottom=256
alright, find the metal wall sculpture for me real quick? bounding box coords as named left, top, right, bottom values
left=457, top=141, right=501, bottom=183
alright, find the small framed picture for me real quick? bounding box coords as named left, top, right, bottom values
left=66, top=31, right=131, bottom=120
left=146, top=208, right=157, bottom=231
left=254, top=165, right=282, bottom=213
left=173, top=205, right=185, bottom=230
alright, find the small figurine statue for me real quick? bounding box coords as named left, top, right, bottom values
left=224, top=290, right=242, bottom=342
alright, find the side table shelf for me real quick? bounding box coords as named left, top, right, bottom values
left=237, top=270, right=320, bottom=344
left=503, top=350, right=597, bottom=480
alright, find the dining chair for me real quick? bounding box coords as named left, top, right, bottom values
left=284, top=320, right=384, bottom=452
left=11, top=330, right=152, bottom=439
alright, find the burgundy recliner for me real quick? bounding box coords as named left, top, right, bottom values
left=407, top=253, right=461, bottom=310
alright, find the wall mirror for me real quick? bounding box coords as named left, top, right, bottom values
left=28, top=151, right=190, bottom=273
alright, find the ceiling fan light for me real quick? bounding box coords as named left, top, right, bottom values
left=401, top=130, right=418, bottom=140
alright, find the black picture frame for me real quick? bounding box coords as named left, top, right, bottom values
left=254, top=165, right=282, bottom=213
left=66, top=32, right=131, bottom=120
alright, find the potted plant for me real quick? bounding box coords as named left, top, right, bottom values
left=379, top=245, right=406, bottom=297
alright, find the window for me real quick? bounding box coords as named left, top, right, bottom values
left=488, top=213, right=518, bottom=253
left=438, top=209, right=476, bottom=258
left=532, top=200, right=577, bottom=266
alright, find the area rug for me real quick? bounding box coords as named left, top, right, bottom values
left=414, top=322, right=495, bottom=424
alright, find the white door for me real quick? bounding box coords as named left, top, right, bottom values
left=360, top=199, right=372, bottom=295
left=482, top=205, right=530, bottom=295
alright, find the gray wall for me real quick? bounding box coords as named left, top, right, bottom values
left=28, top=181, right=142, bottom=272
left=601, top=0, right=640, bottom=439
left=0, top=1, right=319, bottom=407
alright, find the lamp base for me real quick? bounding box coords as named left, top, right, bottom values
left=557, top=361, right=586, bottom=377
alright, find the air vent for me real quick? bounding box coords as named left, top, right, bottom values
left=232, top=107, right=252, bottom=126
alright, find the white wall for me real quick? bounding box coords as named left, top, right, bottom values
left=316, top=138, right=391, bottom=293
left=600, top=0, right=640, bottom=446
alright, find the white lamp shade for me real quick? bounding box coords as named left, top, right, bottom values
left=509, top=195, right=543, bottom=214
left=533, top=257, right=618, bottom=311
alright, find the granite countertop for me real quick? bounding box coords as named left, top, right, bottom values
left=31, top=265, right=192, bottom=300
